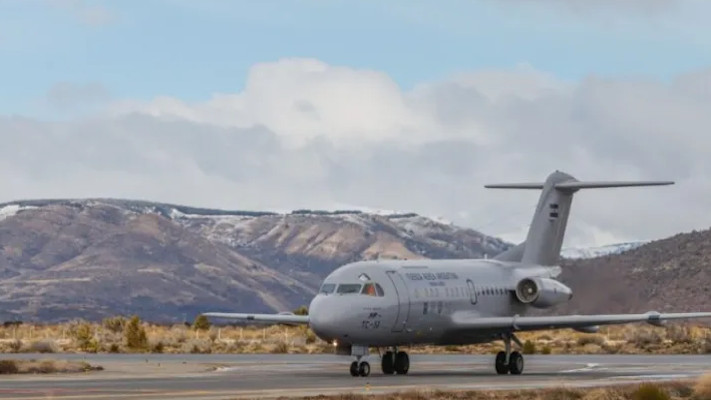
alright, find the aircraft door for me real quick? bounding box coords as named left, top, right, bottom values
left=386, top=271, right=411, bottom=333
left=466, top=279, right=478, bottom=305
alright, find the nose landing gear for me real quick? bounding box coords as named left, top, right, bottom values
left=349, top=345, right=371, bottom=377
left=350, top=360, right=370, bottom=377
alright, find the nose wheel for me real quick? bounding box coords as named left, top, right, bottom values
left=350, top=361, right=370, bottom=377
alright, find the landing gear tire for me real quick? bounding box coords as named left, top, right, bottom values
left=495, top=351, right=508, bottom=375
left=381, top=351, right=395, bottom=375
left=508, top=351, right=524, bottom=375
left=350, top=361, right=359, bottom=377
left=358, top=361, right=371, bottom=377
left=394, top=351, right=409, bottom=375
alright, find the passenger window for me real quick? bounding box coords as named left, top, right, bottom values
left=319, top=283, right=336, bottom=294
left=337, top=284, right=362, bottom=294
left=423, top=302, right=428, bottom=315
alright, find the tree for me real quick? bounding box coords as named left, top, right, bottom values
left=124, top=315, right=148, bottom=351
left=192, top=315, right=211, bottom=331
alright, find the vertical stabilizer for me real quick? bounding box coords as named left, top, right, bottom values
left=519, top=171, right=577, bottom=265
left=487, top=172, right=673, bottom=266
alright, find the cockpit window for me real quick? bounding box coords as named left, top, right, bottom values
left=319, top=283, right=336, bottom=294
left=361, top=283, right=377, bottom=296
left=361, top=283, right=385, bottom=297
left=336, top=284, right=362, bottom=294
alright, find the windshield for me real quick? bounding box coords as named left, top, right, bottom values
left=319, top=283, right=336, bottom=294
left=336, top=284, right=362, bottom=294
left=361, top=283, right=385, bottom=297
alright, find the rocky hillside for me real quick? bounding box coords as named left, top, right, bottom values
left=0, top=200, right=509, bottom=322
left=556, top=229, right=711, bottom=315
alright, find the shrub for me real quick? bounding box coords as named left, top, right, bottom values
left=0, top=360, right=19, bottom=374
left=124, top=315, right=148, bottom=351
left=522, top=340, right=536, bottom=354
left=701, top=334, right=711, bottom=354
left=577, top=335, right=605, bottom=346
left=666, top=381, right=694, bottom=398
left=28, top=360, right=58, bottom=374
left=305, top=329, right=317, bottom=344
left=8, top=339, right=22, bottom=353
left=270, top=341, right=289, bottom=354
left=151, top=341, right=165, bottom=353
left=28, top=340, right=57, bottom=353
left=542, top=387, right=584, bottom=400
left=541, top=345, right=552, bottom=355
left=108, top=343, right=120, bottom=353
left=631, top=383, right=670, bottom=400
left=293, top=306, right=308, bottom=316
left=102, top=316, right=126, bottom=334
left=627, top=329, right=663, bottom=347
left=666, top=324, right=693, bottom=344
left=192, top=315, right=211, bottom=331
left=72, top=323, right=95, bottom=352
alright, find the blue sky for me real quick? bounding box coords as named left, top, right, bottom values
left=2, top=0, right=711, bottom=117
left=2, top=1, right=711, bottom=246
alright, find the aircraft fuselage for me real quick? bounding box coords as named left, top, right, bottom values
left=308, top=258, right=564, bottom=347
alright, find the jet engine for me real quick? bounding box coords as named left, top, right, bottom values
left=515, top=277, right=573, bottom=308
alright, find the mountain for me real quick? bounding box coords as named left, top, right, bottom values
left=560, top=241, right=647, bottom=260
left=0, top=199, right=509, bottom=322
left=1, top=198, right=708, bottom=322
left=555, top=230, right=711, bottom=315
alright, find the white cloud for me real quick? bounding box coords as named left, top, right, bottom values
left=5, top=59, right=711, bottom=248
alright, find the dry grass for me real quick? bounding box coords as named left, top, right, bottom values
left=694, top=374, right=711, bottom=399
left=270, top=380, right=705, bottom=399
left=0, top=359, right=103, bottom=374
left=0, top=320, right=709, bottom=355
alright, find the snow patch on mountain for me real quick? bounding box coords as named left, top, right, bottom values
left=0, top=204, right=36, bottom=221
left=561, top=241, right=648, bottom=259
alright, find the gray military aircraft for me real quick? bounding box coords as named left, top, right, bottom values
left=204, top=171, right=711, bottom=377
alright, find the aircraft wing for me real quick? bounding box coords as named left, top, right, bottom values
left=452, top=311, right=711, bottom=332
left=202, top=312, right=309, bottom=325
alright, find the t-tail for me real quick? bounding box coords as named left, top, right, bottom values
left=488, top=171, right=673, bottom=266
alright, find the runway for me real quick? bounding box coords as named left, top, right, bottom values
left=1, top=354, right=710, bottom=399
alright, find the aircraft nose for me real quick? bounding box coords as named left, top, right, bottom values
left=308, top=295, right=342, bottom=341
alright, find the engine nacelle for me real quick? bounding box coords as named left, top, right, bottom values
left=515, top=277, right=573, bottom=308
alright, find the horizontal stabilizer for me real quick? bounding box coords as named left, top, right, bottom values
left=554, top=181, right=674, bottom=190
left=484, top=183, right=545, bottom=189
left=485, top=180, right=674, bottom=190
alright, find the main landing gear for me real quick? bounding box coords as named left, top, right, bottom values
left=380, top=348, right=409, bottom=375
left=495, top=333, right=524, bottom=375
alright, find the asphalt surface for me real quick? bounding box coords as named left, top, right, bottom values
left=1, top=354, right=710, bottom=399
